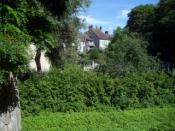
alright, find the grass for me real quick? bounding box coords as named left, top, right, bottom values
left=22, top=105, right=175, bottom=131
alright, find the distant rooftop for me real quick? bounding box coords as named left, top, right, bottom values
left=88, top=25, right=111, bottom=40
left=79, top=32, right=92, bottom=42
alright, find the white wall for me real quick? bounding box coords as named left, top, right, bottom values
left=28, top=44, right=51, bottom=72
left=86, top=41, right=94, bottom=51
left=78, top=42, right=86, bottom=53
left=99, top=40, right=110, bottom=50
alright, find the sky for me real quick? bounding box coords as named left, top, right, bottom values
left=79, top=0, right=159, bottom=33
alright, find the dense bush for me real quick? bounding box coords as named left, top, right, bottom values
left=19, top=65, right=113, bottom=114
left=112, top=72, right=175, bottom=109
left=19, top=65, right=175, bottom=115
left=102, top=28, right=159, bottom=76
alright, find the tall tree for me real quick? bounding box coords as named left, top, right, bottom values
left=37, top=0, right=90, bottom=18
left=45, top=0, right=91, bottom=67
left=1, top=0, right=91, bottom=72
left=126, top=4, right=155, bottom=40
left=0, top=28, right=30, bottom=114
left=26, top=0, right=90, bottom=70
left=127, top=0, right=175, bottom=64
left=101, top=28, right=158, bottom=76
left=152, top=0, right=175, bottom=63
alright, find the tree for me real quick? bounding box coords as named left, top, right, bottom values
left=45, top=0, right=91, bottom=67
left=126, top=4, right=155, bottom=40
left=26, top=0, right=90, bottom=70
left=103, top=28, right=159, bottom=76
left=89, top=48, right=100, bottom=61
left=2, top=0, right=91, bottom=71
left=0, top=0, right=90, bottom=111
left=127, top=0, right=175, bottom=64
left=37, top=0, right=90, bottom=18
left=0, top=28, right=30, bottom=113
left=0, top=0, right=30, bottom=119
left=26, top=13, right=58, bottom=72
left=151, top=0, right=175, bottom=63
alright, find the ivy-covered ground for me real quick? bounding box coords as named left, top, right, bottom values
left=22, top=105, right=175, bottom=131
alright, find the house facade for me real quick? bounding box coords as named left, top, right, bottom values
left=78, top=26, right=111, bottom=53
left=78, top=26, right=112, bottom=69
left=78, top=32, right=95, bottom=53
left=87, top=26, right=111, bottom=50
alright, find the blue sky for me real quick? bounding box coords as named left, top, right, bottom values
left=79, top=0, right=159, bottom=33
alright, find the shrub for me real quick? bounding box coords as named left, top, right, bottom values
left=19, top=65, right=113, bottom=115
left=103, top=28, right=160, bottom=76
left=111, top=71, right=175, bottom=108
left=19, top=66, right=175, bottom=115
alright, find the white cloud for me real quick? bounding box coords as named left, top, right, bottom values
left=78, top=15, right=111, bottom=26
left=116, top=9, right=130, bottom=19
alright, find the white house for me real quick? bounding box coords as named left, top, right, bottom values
left=78, top=26, right=111, bottom=53
left=87, top=26, right=111, bottom=50
left=78, top=32, right=95, bottom=53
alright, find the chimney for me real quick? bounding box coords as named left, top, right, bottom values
left=89, top=25, right=93, bottom=30
left=99, top=26, right=102, bottom=31
left=105, top=31, right=109, bottom=35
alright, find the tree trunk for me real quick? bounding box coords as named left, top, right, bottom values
left=0, top=72, right=21, bottom=131
left=35, top=49, right=42, bottom=72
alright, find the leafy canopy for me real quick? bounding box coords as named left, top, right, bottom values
left=104, top=28, right=159, bottom=76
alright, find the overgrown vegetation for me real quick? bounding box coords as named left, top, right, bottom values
left=127, top=0, right=175, bottom=63
left=0, top=0, right=90, bottom=112
left=23, top=105, right=175, bottom=131
left=97, top=28, right=159, bottom=76
left=20, top=66, right=175, bottom=115
left=0, top=0, right=175, bottom=130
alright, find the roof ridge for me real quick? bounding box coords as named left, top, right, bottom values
left=91, top=28, right=110, bottom=40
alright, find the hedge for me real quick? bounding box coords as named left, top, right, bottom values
left=19, top=65, right=175, bottom=115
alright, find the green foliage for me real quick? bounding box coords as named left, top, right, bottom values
left=0, top=1, right=32, bottom=112
left=19, top=65, right=114, bottom=114
left=22, top=106, right=175, bottom=131
left=127, top=4, right=155, bottom=39
left=0, top=4, right=27, bottom=28
left=26, top=15, right=53, bottom=37
left=112, top=72, right=175, bottom=109
left=80, top=48, right=106, bottom=67
left=37, top=0, right=91, bottom=18
left=0, top=30, right=30, bottom=113
left=1, top=0, right=91, bottom=70
left=152, top=0, right=175, bottom=63
left=126, top=0, right=175, bottom=63
left=1, top=24, right=30, bottom=40
left=89, top=48, right=100, bottom=60
left=0, top=71, right=7, bottom=86
left=104, top=28, right=159, bottom=76
left=25, top=9, right=59, bottom=54
left=0, top=32, right=29, bottom=73
left=0, top=25, right=30, bottom=92
left=0, top=0, right=91, bottom=113
left=20, top=65, right=175, bottom=115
